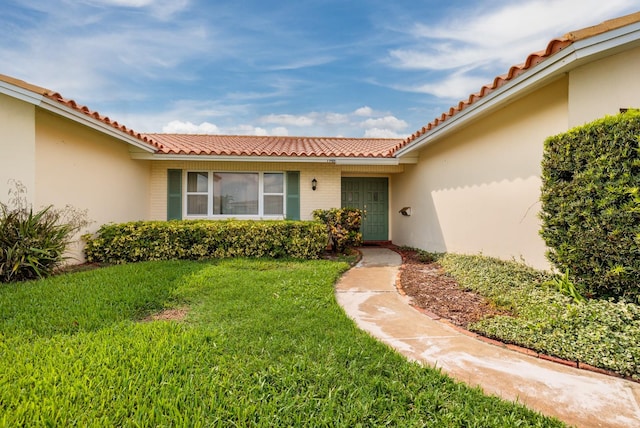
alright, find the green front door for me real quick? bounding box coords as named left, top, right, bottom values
left=341, top=177, right=389, bottom=241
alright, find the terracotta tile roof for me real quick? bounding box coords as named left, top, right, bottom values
left=0, top=74, right=402, bottom=157
left=0, top=73, right=158, bottom=149
left=145, top=133, right=403, bottom=158
left=400, top=11, right=640, bottom=149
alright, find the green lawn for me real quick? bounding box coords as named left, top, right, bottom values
left=0, top=258, right=563, bottom=427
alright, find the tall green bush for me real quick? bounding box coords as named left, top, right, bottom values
left=84, top=220, right=327, bottom=263
left=540, top=111, right=640, bottom=301
left=312, top=208, right=362, bottom=252
left=0, top=181, right=88, bottom=282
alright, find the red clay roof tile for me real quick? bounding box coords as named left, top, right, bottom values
left=144, top=134, right=402, bottom=158
left=43, top=90, right=160, bottom=149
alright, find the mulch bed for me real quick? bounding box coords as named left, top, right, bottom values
left=394, top=248, right=511, bottom=328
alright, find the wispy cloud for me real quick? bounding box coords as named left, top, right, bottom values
left=398, top=70, right=491, bottom=100
left=0, top=1, right=215, bottom=102
left=87, top=0, right=190, bottom=20
left=387, top=0, right=636, bottom=99
left=265, top=56, right=337, bottom=71
left=259, top=114, right=315, bottom=127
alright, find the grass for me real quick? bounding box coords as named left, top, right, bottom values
left=0, top=258, right=563, bottom=427
left=439, top=254, right=640, bottom=379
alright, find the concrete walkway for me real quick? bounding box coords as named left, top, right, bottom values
left=335, top=247, right=640, bottom=428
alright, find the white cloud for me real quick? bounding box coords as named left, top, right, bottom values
left=266, top=56, right=336, bottom=71
left=360, top=116, right=408, bottom=131
left=151, top=108, right=410, bottom=139
left=92, top=0, right=154, bottom=6
left=88, top=0, right=190, bottom=19
left=325, top=113, right=349, bottom=124
left=260, top=114, right=315, bottom=127
left=389, top=45, right=491, bottom=71
left=0, top=1, right=214, bottom=102
left=162, top=120, right=220, bottom=134
left=223, top=124, right=289, bottom=136
left=363, top=128, right=406, bottom=139
left=270, top=127, right=290, bottom=136
left=414, top=0, right=633, bottom=48
left=354, top=106, right=374, bottom=117
left=411, top=71, right=492, bottom=99
left=387, top=0, right=635, bottom=99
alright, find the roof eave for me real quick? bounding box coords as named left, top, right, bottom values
left=38, top=98, right=157, bottom=153
left=0, top=79, right=156, bottom=154
left=130, top=152, right=413, bottom=165
left=0, top=79, right=45, bottom=105
left=395, top=20, right=640, bottom=159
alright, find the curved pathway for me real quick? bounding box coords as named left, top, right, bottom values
left=335, top=247, right=640, bottom=427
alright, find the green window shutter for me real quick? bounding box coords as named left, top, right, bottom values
left=286, top=171, right=300, bottom=220
left=167, top=169, right=182, bottom=220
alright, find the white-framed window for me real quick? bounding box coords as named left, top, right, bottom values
left=185, top=171, right=285, bottom=218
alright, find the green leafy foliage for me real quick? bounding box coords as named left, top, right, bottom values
left=440, top=253, right=640, bottom=379
left=543, top=269, right=585, bottom=303
left=0, top=181, right=89, bottom=283
left=540, top=111, right=640, bottom=301
left=84, top=220, right=328, bottom=263
left=0, top=259, right=562, bottom=426
left=312, top=208, right=363, bottom=252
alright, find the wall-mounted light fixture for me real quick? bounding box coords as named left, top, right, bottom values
left=312, top=178, right=317, bottom=191
left=399, top=207, right=411, bottom=216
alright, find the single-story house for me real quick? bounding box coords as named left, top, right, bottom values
left=2, top=12, right=640, bottom=268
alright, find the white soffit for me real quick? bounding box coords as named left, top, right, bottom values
left=129, top=152, right=414, bottom=165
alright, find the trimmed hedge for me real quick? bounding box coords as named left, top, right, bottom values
left=312, top=208, right=362, bottom=252
left=84, top=220, right=328, bottom=263
left=540, top=111, right=640, bottom=301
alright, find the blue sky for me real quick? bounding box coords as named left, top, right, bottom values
left=1, top=1, right=637, bottom=138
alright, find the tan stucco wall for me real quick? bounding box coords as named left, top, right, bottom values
left=392, top=77, right=569, bottom=269
left=149, top=161, right=402, bottom=223
left=569, top=45, right=640, bottom=126
left=0, top=94, right=36, bottom=203
left=35, top=110, right=151, bottom=262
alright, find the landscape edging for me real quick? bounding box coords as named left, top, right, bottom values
left=391, top=249, right=637, bottom=384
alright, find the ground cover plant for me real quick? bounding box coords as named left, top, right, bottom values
left=0, top=258, right=562, bottom=426
left=436, top=254, right=640, bottom=379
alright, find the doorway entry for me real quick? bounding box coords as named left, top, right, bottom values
left=341, top=177, right=388, bottom=241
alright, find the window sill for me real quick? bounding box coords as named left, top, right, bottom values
left=184, top=215, right=285, bottom=221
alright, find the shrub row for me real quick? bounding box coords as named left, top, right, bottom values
left=312, top=208, right=362, bottom=252
left=84, top=220, right=328, bottom=263
left=540, top=110, right=640, bottom=302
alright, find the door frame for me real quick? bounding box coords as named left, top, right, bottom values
left=341, top=177, right=389, bottom=242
